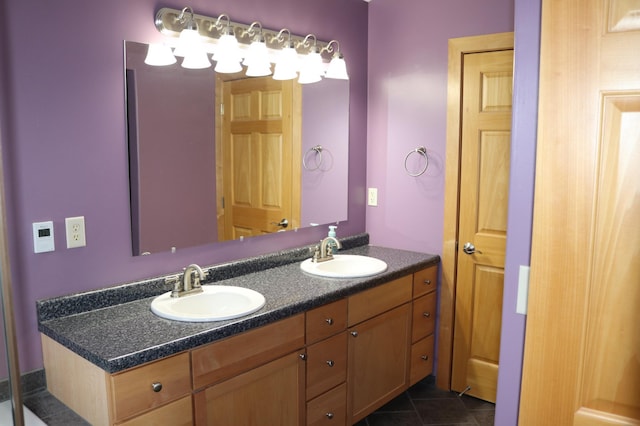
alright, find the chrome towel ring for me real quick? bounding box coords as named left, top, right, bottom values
left=303, top=145, right=323, bottom=171
left=404, top=146, right=429, bottom=177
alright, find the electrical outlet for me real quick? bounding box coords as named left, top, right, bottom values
left=368, top=188, right=378, bottom=206
left=65, top=216, right=86, bottom=249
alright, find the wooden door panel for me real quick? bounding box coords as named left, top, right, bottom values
left=520, top=0, right=640, bottom=424
left=221, top=77, right=301, bottom=241
left=451, top=48, right=512, bottom=403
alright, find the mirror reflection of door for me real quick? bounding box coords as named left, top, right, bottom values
left=216, top=76, right=302, bottom=242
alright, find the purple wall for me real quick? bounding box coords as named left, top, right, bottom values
left=0, top=0, right=367, bottom=373
left=366, top=0, right=514, bottom=255
left=367, top=0, right=539, bottom=425
left=494, top=1, right=541, bottom=424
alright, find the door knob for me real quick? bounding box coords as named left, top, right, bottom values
left=271, top=218, right=289, bottom=228
left=462, top=242, right=482, bottom=255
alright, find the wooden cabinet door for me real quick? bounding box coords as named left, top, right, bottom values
left=347, top=303, right=411, bottom=424
left=194, top=351, right=305, bottom=425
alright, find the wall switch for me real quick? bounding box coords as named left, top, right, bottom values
left=516, top=265, right=530, bottom=315
left=65, top=216, right=86, bottom=249
left=368, top=188, right=378, bottom=206
left=33, top=221, right=55, bottom=253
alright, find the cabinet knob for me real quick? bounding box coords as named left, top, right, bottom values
left=325, top=412, right=334, bottom=419
left=423, top=311, right=431, bottom=318
left=326, top=360, right=335, bottom=367
left=325, top=318, right=334, bottom=325
left=421, top=355, right=429, bottom=361
left=424, top=279, right=432, bottom=285
left=151, top=382, right=163, bottom=392
left=350, top=331, right=358, bottom=337
left=299, top=353, right=307, bottom=361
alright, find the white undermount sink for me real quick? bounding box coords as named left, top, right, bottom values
left=300, top=254, right=388, bottom=278
left=151, top=285, right=266, bottom=322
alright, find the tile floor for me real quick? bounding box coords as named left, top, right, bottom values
left=20, top=375, right=494, bottom=425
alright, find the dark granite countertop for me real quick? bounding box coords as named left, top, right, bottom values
left=38, top=236, right=439, bottom=374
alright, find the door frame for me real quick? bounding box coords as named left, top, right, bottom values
left=437, top=32, right=514, bottom=390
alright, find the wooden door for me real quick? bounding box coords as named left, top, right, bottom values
left=220, top=77, right=301, bottom=241
left=519, top=0, right=640, bottom=424
left=450, top=48, right=513, bottom=403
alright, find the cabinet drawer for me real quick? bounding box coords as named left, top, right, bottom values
left=192, top=314, right=305, bottom=389
left=109, top=352, right=191, bottom=423
left=306, top=299, right=347, bottom=345
left=116, top=395, right=192, bottom=426
left=413, top=266, right=437, bottom=298
left=306, top=383, right=347, bottom=426
left=411, top=292, right=437, bottom=343
left=409, top=335, right=434, bottom=386
left=348, top=275, right=412, bottom=326
left=306, top=332, right=347, bottom=400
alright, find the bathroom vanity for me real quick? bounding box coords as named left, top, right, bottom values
left=38, top=239, right=439, bottom=425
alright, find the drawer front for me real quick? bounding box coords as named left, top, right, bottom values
left=116, top=395, right=193, bottom=426
left=412, top=292, right=437, bottom=343
left=306, top=299, right=347, bottom=345
left=306, top=383, right=347, bottom=426
left=409, top=335, right=434, bottom=386
left=192, top=314, right=305, bottom=389
left=413, top=266, right=437, bottom=298
left=306, top=332, right=347, bottom=400
left=110, top=352, right=191, bottom=423
left=348, top=275, right=413, bottom=326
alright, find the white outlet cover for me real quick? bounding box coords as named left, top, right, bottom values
left=65, top=216, right=86, bottom=249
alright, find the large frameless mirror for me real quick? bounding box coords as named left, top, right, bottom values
left=124, top=41, right=349, bottom=255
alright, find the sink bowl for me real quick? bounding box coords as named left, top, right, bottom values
left=151, top=286, right=266, bottom=322
left=300, top=254, right=388, bottom=278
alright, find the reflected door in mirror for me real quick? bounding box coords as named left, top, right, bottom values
left=218, top=77, right=301, bottom=241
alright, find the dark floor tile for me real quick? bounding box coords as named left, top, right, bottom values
left=459, top=394, right=495, bottom=411
left=353, top=419, right=368, bottom=426
left=472, top=409, right=495, bottom=426
left=413, top=398, right=478, bottom=425
left=23, top=391, right=89, bottom=425
left=366, top=411, right=423, bottom=426
left=375, top=391, right=415, bottom=412
left=407, top=377, right=459, bottom=400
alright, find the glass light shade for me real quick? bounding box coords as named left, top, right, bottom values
left=298, top=50, right=323, bottom=84
left=273, top=46, right=299, bottom=80
left=173, top=28, right=201, bottom=57
left=243, top=40, right=272, bottom=76
left=325, top=54, right=349, bottom=80
left=214, top=58, right=243, bottom=74
left=246, top=62, right=272, bottom=77
left=181, top=49, right=211, bottom=69
left=144, top=44, right=176, bottom=66
left=213, top=33, right=242, bottom=63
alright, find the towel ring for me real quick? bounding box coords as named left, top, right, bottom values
left=404, top=146, right=429, bottom=177
left=303, top=145, right=323, bottom=171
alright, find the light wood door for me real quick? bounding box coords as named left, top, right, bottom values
left=220, top=77, right=301, bottom=241
left=347, top=303, right=412, bottom=424
left=451, top=48, right=513, bottom=403
left=519, top=0, right=640, bottom=424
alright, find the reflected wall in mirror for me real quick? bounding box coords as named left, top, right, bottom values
left=125, top=41, right=349, bottom=255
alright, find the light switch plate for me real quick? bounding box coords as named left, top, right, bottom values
left=516, top=265, right=530, bottom=315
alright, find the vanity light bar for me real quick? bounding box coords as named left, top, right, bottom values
left=154, top=7, right=334, bottom=59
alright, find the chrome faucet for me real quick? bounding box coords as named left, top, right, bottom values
left=313, top=236, right=342, bottom=263
left=171, top=264, right=205, bottom=298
